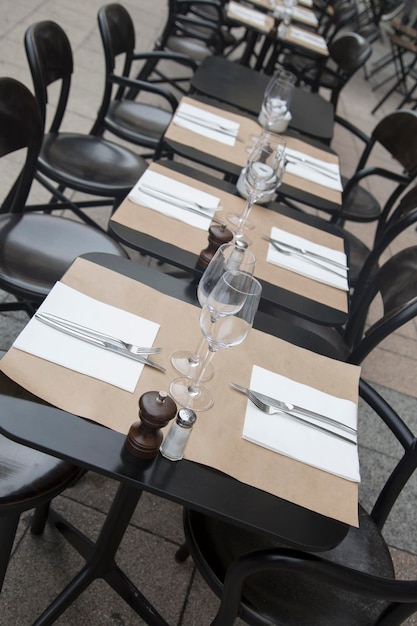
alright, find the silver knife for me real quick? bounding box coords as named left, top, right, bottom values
left=262, top=235, right=348, bottom=270
left=35, top=313, right=166, bottom=372
left=136, top=185, right=224, bottom=225
left=230, top=383, right=357, bottom=435
left=174, top=111, right=238, bottom=137
left=264, top=237, right=347, bottom=278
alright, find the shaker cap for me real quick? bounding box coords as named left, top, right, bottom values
left=177, top=408, right=197, bottom=428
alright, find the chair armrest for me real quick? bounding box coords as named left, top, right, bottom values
left=211, top=547, right=417, bottom=626
left=334, top=114, right=371, bottom=145
left=131, top=50, right=198, bottom=72
left=108, top=74, right=178, bottom=110
left=342, top=167, right=410, bottom=198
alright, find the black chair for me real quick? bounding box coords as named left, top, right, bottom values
left=282, top=32, right=372, bottom=111
left=259, top=245, right=417, bottom=365
left=151, top=0, right=233, bottom=93
left=181, top=377, right=417, bottom=626
left=24, top=20, right=147, bottom=232
left=0, top=76, right=128, bottom=316
left=327, top=109, right=417, bottom=226
left=93, top=3, right=198, bottom=158
left=336, top=181, right=417, bottom=288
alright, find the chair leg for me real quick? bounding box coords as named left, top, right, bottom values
left=175, top=542, right=190, bottom=562
left=0, top=512, right=20, bottom=592
left=31, top=502, right=51, bottom=536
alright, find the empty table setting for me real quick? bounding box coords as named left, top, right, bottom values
left=0, top=251, right=361, bottom=622
left=110, top=160, right=349, bottom=326
left=162, top=95, right=342, bottom=214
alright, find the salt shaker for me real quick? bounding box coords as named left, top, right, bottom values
left=160, top=408, right=197, bottom=461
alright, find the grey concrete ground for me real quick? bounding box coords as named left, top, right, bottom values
left=0, top=0, right=416, bottom=624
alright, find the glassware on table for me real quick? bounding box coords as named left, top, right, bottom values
left=170, top=240, right=256, bottom=382
left=231, top=132, right=287, bottom=241
left=279, top=0, right=298, bottom=35
left=250, top=69, right=296, bottom=145
left=169, top=271, right=262, bottom=412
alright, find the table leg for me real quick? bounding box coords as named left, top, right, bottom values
left=32, top=483, right=170, bottom=626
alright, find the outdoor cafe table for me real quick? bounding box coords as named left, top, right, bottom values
left=0, top=252, right=360, bottom=624
left=110, top=160, right=348, bottom=327
left=162, top=95, right=342, bottom=216
left=189, top=55, right=335, bottom=144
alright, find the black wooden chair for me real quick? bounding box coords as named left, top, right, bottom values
left=327, top=110, right=417, bottom=227
left=282, top=32, right=372, bottom=111
left=0, top=76, right=128, bottom=316
left=180, top=377, right=417, bottom=625
left=24, top=20, right=147, bottom=232
left=93, top=3, right=198, bottom=158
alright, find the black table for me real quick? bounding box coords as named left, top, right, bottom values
left=0, top=252, right=349, bottom=624
left=190, top=55, right=334, bottom=144
left=110, top=161, right=348, bottom=328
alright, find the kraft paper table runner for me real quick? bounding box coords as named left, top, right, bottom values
left=0, top=257, right=359, bottom=525
left=112, top=162, right=347, bottom=313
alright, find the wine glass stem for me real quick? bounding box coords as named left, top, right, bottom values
left=188, top=346, right=216, bottom=393
left=188, top=335, right=207, bottom=367
left=235, top=196, right=255, bottom=239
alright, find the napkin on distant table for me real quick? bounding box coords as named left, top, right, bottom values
left=173, top=101, right=240, bottom=146
left=293, top=6, right=318, bottom=26
left=289, top=26, right=327, bottom=48
left=242, top=366, right=360, bottom=482
left=228, top=1, right=267, bottom=27
left=285, top=147, right=343, bottom=191
left=128, top=169, right=220, bottom=230
left=266, top=226, right=349, bottom=290
left=12, top=282, right=160, bottom=392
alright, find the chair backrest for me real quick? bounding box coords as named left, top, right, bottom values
left=24, top=21, right=74, bottom=133
left=371, top=109, right=417, bottom=176
left=345, top=246, right=417, bottom=363
left=0, top=77, right=42, bottom=214
left=328, top=32, right=373, bottom=80
left=97, top=3, right=136, bottom=104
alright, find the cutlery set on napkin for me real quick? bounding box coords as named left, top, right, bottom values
left=227, top=1, right=268, bottom=27
left=285, top=147, right=343, bottom=191
left=289, top=25, right=327, bottom=49
left=235, top=365, right=360, bottom=482
left=173, top=101, right=240, bottom=146
left=264, top=226, right=349, bottom=290
left=128, top=169, right=222, bottom=230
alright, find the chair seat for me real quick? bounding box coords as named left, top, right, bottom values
left=0, top=213, right=128, bottom=302
left=106, top=101, right=172, bottom=148
left=184, top=507, right=395, bottom=626
left=39, top=133, right=147, bottom=196
left=341, top=177, right=382, bottom=222
left=165, top=35, right=212, bottom=63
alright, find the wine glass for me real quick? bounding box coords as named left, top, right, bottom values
left=280, top=0, right=298, bottom=35
left=169, top=271, right=262, bottom=412
left=250, top=69, right=296, bottom=145
left=230, top=132, right=287, bottom=241
left=171, top=240, right=256, bottom=381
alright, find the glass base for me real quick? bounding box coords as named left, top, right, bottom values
left=170, top=350, right=214, bottom=382
left=169, top=377, right=214, bottom=412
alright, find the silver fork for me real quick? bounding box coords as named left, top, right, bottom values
left=139, top=183, right=223, bottom=212
left=285, top=156, right=340, bottom=181
left=137, top=185, right=226, bottom=225
left=175, top=111, right=238, bottom=135
left=245, top=389, right=356, bottom=445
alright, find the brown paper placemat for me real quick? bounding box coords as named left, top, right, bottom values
left=112, top=163, right=347, bottom=313
left=0, top=257, right=359, bottom=525
left=164, top=97, right=339, bottom=203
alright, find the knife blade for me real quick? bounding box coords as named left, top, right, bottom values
left=262, top=235, right=348, bottom=270
left=35, top=313, right=166, bottom=372
left=230, top=382, right=357, bottom=435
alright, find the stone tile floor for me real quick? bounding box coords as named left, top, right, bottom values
left=0, top=0, right=416, bottom=623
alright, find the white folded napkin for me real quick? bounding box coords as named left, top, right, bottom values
left=228, top=1, right=267, bottom=27
left=299, top=0, right=313, bottom=6
left=13, top=282, right=160, bottom=392
left=242, top=366, right=360, bottom=482
left=289, top=26, right=327, bottom=48
left=285, top=147, right=343, bottom=192
left=128, top=169, right=220, bottom=230
left=266, top=226, right=349, bottom=290
left=293, top=6, right=318, bottom=26
left=173, top=102, right=240, bottom=146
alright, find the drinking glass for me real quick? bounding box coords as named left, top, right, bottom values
left=280, top=0, right=298, bottom=34
left=230, top=132, right=287, bottom=241
left=171, top=241, right=256, bottom=381
left=250, top=69, right=296, bottom=144
left=169, top=271, right=262, bottom=412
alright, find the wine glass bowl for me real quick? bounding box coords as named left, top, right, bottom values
left=169, top=271, right=262, bottom=412
left=230, top=132, right=287, bottom=241
left=170, top=242, right=256, bottom=381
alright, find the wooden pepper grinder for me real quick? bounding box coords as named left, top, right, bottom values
left=197, top=223, right=233, bottom=270
left=125, top=391, right=177, bottom=460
